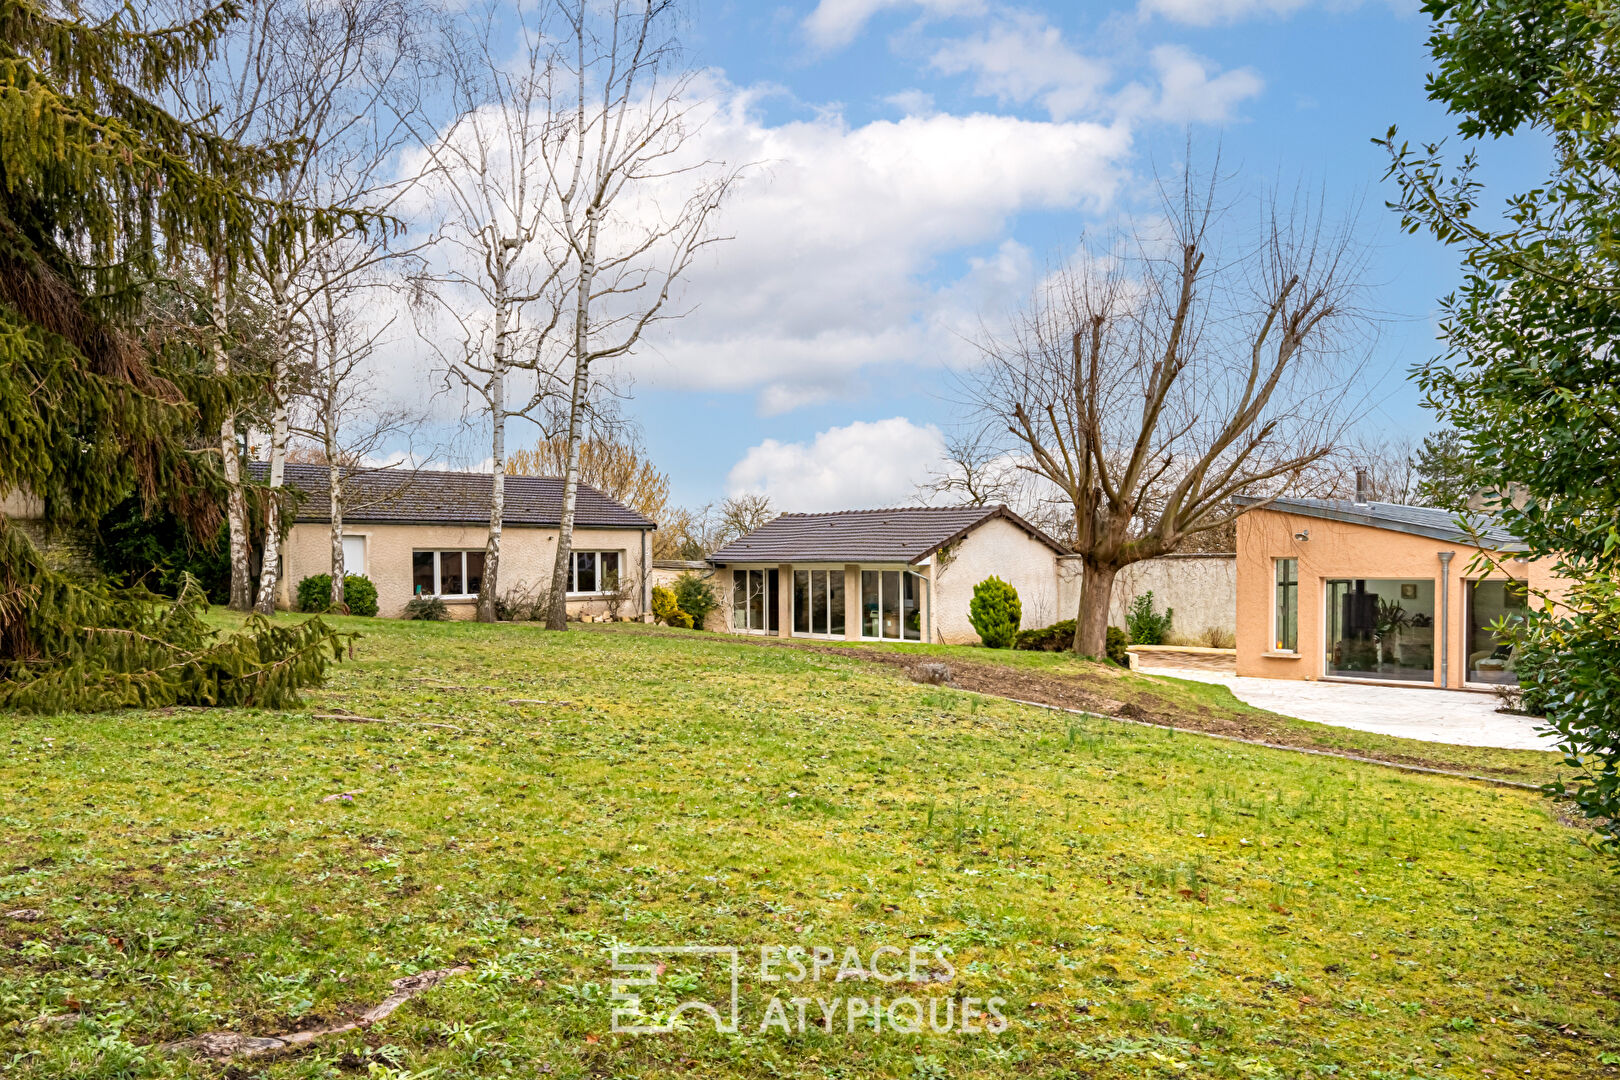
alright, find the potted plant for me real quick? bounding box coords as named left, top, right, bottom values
left=1373, top=598, right=1410, bottom=668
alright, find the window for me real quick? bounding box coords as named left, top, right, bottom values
left=792, top=569, right=846, bottom=637
left=732, top=569, right=779, bottom=632
left=341, top=534, right=366, bottom=576
left=1467, top=579, right=1526, bottom=685
left=568, top=551, right=621, bottom=594
left=1273, top=558, right=1298, bottom=652
left=1325, top=578, right=1435, bottom=682
left=413, top=550, right=484, bottom=598
left=861, top=569, right=923, bottom=641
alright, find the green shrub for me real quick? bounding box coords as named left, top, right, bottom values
left=1106, top=625, right=1130, bottom=666
left=1126, top=591, right=1173, bottom=646
left=1014, top=618, right=1074, bottom=652
left=673, top=573, right=718, bottom=630
left=968, top=576, right=1021, bottom=649
left=402, top=595, right=450, bottom=621
left=295, top=573, right=378, bottom=616
left=652, top=585, right=691, bottom=628
left=1013, top=618, right=1131, bottom=665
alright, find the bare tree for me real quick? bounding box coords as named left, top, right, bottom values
left=175, top=0, right=425, bottom=613
left=539, top=0, right=741, bottom=631
left=1328, top=434, right=1421, bottom=504
left=405, top=4, right=573, bottom=622
left=714, top=493, right=776, bottom=543
left=916, top=430, right=1027, bottom=507
left=966, top=166, right=1372, bottom=655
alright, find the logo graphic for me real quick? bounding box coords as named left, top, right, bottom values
left=610, top=945, right=741, bottom=1034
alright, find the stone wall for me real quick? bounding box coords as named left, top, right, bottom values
left=1057, top=553, right=1237, bottom=641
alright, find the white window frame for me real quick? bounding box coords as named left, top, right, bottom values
left=732, top=568, right=775, bottom=633
left=568, top=550, right=623, bottom=596
left=1462, top=577, right=1526, bottom=689
left=341, top=533, right=368, bottom=577
left=790, top=566, right=847, bottom=639
left=412, top=549, right=484, bottom=599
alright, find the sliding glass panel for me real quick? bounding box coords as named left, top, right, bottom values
left=810, top=571, right=829, bottom=634
left=880, top=570, right=901, bottom=640
left=767, top=570, right=781, bottom=632
left=412, top=552, right=434, bottom=596
left=440, top=551, right=464, bottom=596
left=828, top=571, right=845, bottom=636
left=1467, top=579, right=1525, bottom=685
left=1326, top=578, right=1435, bottom=682
left=749, top=569, right=766, bottom=630
left=793, top=571, right=811, bottom=634
left=601, top=551, right=621, bottom=589
left=465, top=551, right=485, bottom=595
left=733, top=570, right=748, bottom=629
left=862, top=571, right=880, bottom=638
left=902, top=572, right=921, bottom=640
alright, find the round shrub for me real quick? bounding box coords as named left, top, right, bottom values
left=968, top=576, right=1021, bottom=649
left=1106, top=625, right=1130, bottom=666
left=651, top=585, right=691, bottom=628
left=295, top=573, right=378, bottom=616
left=402, top=595, right=450, bottom=621
left=673, top=573, right=718, bottom=630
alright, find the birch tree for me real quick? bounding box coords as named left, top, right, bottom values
left=966, top=168, right=1372, bottom=655
left=539, top=0, right=740, bottom=631
left=405, top=4, right=572, bottom=622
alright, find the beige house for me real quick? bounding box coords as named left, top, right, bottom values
left=1234, top=495, right=1561, bottom=690
left=708, top=505, right=1070, bottom=645
left=273, top=464, right=656, bottom=619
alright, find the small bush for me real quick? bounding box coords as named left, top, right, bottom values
left=673, top=573, right=719, bottom=630
left=1014, top=618, right=1130, bottom=664
left=968, top=576, right=1021, bottom=649
left=497, top=582, right=550, bottom=622
left=402, top=595, right=450, bottom=621
left=1014, top=619, right=1075, bottom=652
left=1106, top=625, right=1130, bottom=666
left=652, top=585, right=691, bottom=628
left=296, top=573, right=378, bottom=617
left=1125, top=591, right=1173, bottom=646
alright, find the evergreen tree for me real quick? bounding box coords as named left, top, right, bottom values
left=1383, top=0, right=1620, bottom=854
left=1411, top=429, right=1487, bottom=512
left=0, top=0, right=348, bottom=711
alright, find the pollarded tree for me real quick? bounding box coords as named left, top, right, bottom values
left=966, top=165, right=1373, bottom=656
left=0, top=0, right=347, bottom=711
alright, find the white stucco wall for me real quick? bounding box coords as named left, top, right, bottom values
left=932, top=516, right=1065, bottom=644
left=1056, top=553, right=1237, bottom=639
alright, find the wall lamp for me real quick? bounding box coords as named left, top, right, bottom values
left=1293, top=528, right=1310, bottom=542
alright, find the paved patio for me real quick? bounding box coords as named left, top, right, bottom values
left=1135, top=666, right=1557, bottom=751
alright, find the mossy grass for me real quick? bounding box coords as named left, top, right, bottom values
left=1, top=616, right=1612, bottom=1078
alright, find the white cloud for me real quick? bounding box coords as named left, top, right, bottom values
left=1116, top=45, right=1264, bottom=124
left=884, top=88, right=937, bottom=116
left=727, top=417, right=948, bottom=511
left=804, top=0, right=986, bottom=50
left=1139, top=0, right=1309, bottom=25
left=632, top=81, right=1132, bottom=412
left=928, top=12, right=1110, bottom=121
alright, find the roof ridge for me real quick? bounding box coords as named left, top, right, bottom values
left=777, top=504, right=999, bottom=518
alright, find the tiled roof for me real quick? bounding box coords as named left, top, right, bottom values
left=254, top=462, right=655, bottom=530
left=708, top=505, right=1068, bottom=565
left=1232, top=495, right=1526, bottom=552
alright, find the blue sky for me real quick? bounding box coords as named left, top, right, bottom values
left=468, top=0, right=1546, bottom=512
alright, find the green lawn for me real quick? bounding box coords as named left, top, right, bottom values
left=3, top=617, right=1616, bottom=1079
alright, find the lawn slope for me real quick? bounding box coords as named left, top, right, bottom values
left=1, top=617, right=1614, bottom=1079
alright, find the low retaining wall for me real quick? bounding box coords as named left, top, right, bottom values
left=1126, top=645, right=1237, bottom=673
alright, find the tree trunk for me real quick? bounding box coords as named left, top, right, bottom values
left=214, top=269, right=252, bottom=612
left=1072, top=559, right=1119, bottom=658
left=254, top=351, right=289, bottom=615
left=477, top=278, right=512, bottom=624
left=328, top=456, right=345, bottom=612
left=546, top=208, right=600, bottom=632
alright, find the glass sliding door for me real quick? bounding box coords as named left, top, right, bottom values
left=861, top=570, right=924, bottom=641
left=1325, top=578, right=1436, bottom=682
left=732, top=569, right=779, bottom=632
left=792, top=569, right=848, bottom=637
left=1467, top=579, right=1526, bottom=684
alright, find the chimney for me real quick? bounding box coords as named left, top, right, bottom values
left=1354, top=468, right=1369, bottom=505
